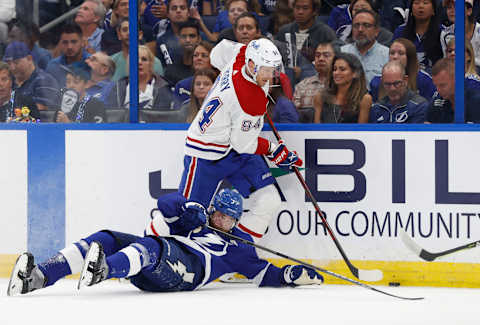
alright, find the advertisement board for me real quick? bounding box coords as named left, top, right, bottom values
left=1, top=126, right=479, bottom=286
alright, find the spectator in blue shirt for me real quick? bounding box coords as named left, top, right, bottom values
left=213, top=0, right=249, bottom=35
left=216, top=12, right=261, bottom=45
left=85, top=51, right=116, bottom=103
left=163, top=19, right=200, bottom=86
left=425, top=57, right=480, bottom=124
left=369, top=37, right=436, bottom=102
left=156, top=0, right=190, bottom=66
left=378, top=0, right=408, bottom=32
left=74, top=0, right=107, bottom=53
left=3, top=41, right=60, bottom=110
left=392, top=0, right=443, bottom=73
left=369, top=61, right=429, bottom=123
left=7, top=20, right=52, bottom=70
left=101, top=0, right=156, bottom=56
left=329, top=0, right=392, bottom=46
left=0, top=61, right=40, bottom=122
left=45, top=23, right=90, bottom=88
left=340, top=9, right=389, bottom=87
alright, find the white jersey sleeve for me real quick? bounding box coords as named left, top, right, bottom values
left=210, top=39, right=245, bottom=72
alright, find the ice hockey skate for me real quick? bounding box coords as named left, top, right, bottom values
left=78, top=241, right=108, bottom=289
left=7, top=252, right=46, bottom=296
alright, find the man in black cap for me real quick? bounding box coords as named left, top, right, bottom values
left=56, top=61, right=106, bottom=123
left=3, top=41, right=60, bottom=110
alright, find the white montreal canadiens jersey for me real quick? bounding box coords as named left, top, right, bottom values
left=184, top=42, right=269, bottom=160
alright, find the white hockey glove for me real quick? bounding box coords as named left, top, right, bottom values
left=283, top=265, right=324, bottom=286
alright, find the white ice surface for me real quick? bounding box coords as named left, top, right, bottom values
left=0, top=279, right=478, bottom=325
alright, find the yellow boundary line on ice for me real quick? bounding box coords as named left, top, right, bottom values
left=2, top=255, right=479, bottom=288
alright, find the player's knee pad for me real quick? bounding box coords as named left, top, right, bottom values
left=238, top=184, right=281, bottom=238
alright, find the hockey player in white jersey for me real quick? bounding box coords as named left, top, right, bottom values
left=180, top=38, right=303, bottom=241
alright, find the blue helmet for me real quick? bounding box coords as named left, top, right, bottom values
left=212, top=189, right=243, bottom=221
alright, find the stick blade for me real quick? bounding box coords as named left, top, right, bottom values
left=399, top=229, right=423, bottom=255
left=358, top=268, right=383, bottom=282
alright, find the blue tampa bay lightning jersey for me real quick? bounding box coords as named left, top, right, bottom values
left=150, top=193, right=286, bottom=289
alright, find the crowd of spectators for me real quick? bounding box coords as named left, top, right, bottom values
left=0, top=0, right=479, bottom=123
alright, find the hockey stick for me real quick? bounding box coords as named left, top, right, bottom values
left=400, top=229, right=480, bottom=262
left=264, top=112, right=383, bottom=282
left=207, top=225, right=423, bottom=301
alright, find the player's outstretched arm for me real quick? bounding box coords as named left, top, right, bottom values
left=281, top=265, right=324, bottom=286
left=253, top=263, right=323, bottom=287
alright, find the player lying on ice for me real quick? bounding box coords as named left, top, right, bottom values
left=8, top=189, right=323, bottom=296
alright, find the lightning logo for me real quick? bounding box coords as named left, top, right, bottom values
left=166, top=260, right=195, bottom=283
left=192, top=233, right=236, bottom=256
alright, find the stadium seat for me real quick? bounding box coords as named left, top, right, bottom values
left=139, top=107, right=188, bottom=123
left=105, top=108, right=129, bottom=123
left=298, top=107, right=314, bottom=123
left=38, top=110, right=58, bottom=123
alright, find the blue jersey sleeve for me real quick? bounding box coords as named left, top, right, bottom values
left=157, top=192, right=207, bottom=236
left=225, top=229, right=287, bottom=287
left=417, top=71, right=436, bottom=101
left=392, top=25, right=405, bottom=41
left=327, top=6, right=347, bottom=32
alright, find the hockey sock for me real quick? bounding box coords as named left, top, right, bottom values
left=106, top=237, right=161, bottom=279
left=83, top=231, right=119, bottom=256
left=37, top=231, right=117, bottom=286
left=37, top=252, right=72, bottom=287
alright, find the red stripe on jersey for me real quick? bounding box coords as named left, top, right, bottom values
left=186, top=136, right=229, bottom=148
left=238, top=223, right=263, bottom=238
left=232, top=46, right=268, bottom=117
left=183, top=157, right=197, bottom=198
left=233, top=45, right=246, bottom=71
left=255, top=137, right=270, bottom=155
left=150, top=222, right=160, bottom=237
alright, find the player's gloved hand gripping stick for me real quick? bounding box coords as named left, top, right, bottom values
left=266, top=140, right=302, bottom=171
left=264, top=113, right=383, bottom=282
left=282, top=265, right=324, bottom=285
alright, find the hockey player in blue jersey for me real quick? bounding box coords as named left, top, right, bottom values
left=7, top=189, right=323, bottom=296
